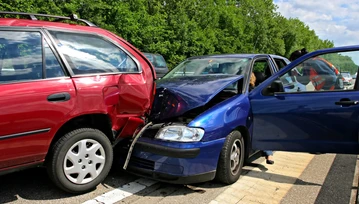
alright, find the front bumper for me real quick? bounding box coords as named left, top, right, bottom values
left=134, top=141, right=200, bottom=158
left=120, top=136, right=225, bottom=184
left=343, top=79, right=353, bottom=85
left=127, top=163, right=216, bottom=184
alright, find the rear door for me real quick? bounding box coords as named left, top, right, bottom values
left=47, top=30, right=154, bottom=137
left=0, top=28, right=76, bottom=169
left=249, top=47, right=359, bottom=154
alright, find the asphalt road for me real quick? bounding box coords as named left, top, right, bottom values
left=0, top=162, right=227, bottom=204
left=1, top=152, right=358, bottom=204
left=281, top=153, right=358, bottom=204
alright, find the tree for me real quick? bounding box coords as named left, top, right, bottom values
left=0, top=0, right=336, bottom=68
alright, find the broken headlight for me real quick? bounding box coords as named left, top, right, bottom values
left=155, top=126, right=205, bottom=142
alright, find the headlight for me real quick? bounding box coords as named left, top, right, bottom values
left=155, top=126, right=205, bottom=142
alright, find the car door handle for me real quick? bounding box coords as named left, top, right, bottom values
left=335, top=100, right=359, bottom=106
left=47, top=92, right=71, bottom=102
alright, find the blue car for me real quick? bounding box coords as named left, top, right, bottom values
left=121, top=47, right=359, bottom=185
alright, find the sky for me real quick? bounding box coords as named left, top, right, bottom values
left=273, top=0, right=359, bottom=64
left=273, top=0, right=359, bottom=47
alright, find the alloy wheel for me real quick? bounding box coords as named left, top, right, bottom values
left=230, top=139, right=241, bottom=175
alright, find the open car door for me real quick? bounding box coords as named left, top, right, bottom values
left=249, top=46, right=359, bottom=154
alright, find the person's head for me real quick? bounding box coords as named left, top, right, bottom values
left=301, top=48, right=308, bottom=55
left=250, top=72, right=256, bottom=87
left=289, top=48, right=308, bottom=61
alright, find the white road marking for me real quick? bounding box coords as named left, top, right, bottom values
left=83, top=178, right=157, bottom=204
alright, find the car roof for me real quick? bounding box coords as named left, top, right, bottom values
left=187, top=53, right=288, bottom=60
left=0, top=18, right=105, bottom=32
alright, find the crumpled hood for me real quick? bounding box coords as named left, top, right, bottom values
left=150, top=75, right=243, bottom=122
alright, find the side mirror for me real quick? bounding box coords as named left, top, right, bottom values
left=268, top=80, right=284, bottom=93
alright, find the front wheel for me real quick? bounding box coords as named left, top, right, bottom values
left=215, top=130, right=244, bottom=184
left=47, top=128, right=113, bottom=194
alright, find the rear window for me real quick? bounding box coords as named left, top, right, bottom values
left=144, top=53, right=154, bottom=62
left=49, top=30, right=138, bottom=75
left=144, top=53, right=167, bottom=68
left=342, top=72, right=351, bottom=77
left=153, top=55, right=167, bottom=68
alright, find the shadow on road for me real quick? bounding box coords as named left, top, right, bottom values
left=314, top=154, right=357, bottom=204
left=245, top=163, right=269, bottom=172
left=0, top=167, right=71, bottom=203
left=0, top=162, right=139, bottom=203
left=0, top=159, right=209, bottom=203
left=244, top=168, right=322, bottom=187
left=2, top=154, right=356, bottom=203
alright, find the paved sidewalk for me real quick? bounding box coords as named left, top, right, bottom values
left=209, top=152, right=315, bottom=204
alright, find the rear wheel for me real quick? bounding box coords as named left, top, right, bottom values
left=215, top=130, right=244, bottom=184
left=47, top=128, right=113, bottom=194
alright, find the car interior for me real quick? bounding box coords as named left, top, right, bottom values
left=252, top=59, right=272, bottom=87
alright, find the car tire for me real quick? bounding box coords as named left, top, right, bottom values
left=215, top=130, right=244, bottom=184
left=46, top=128, right=113, bottom=194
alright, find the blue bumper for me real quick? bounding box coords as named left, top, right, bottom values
left=126, top=137, right=225, bottom=184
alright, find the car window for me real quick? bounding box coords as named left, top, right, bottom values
left=252, top=59, right=272, bottom=87
left=153, top=55, right=167, bottom=68
left=0, top=31, right=43, bottom=83
left=279, top=51, right=358, bottom=92
left=274, top=58, right=288, bottom=70
left=144, top=53, right=167, bottom=68
left=44, top=40, right=65, bottom=78
left=49, top=30, right=138, bottom=75
left=144, top=53, right=154, bottom=63
left=253, top=60, right=270, bottom=73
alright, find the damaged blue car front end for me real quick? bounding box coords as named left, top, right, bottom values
left=120, top=55, right=255, bottom=184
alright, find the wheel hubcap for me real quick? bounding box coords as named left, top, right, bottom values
left=64, top=139, right=106, bottom=184
left=230, top=139, right=241, bottom=175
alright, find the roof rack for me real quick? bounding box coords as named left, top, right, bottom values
left=0, top=11, right=97, bottom=27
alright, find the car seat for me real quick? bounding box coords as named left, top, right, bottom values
left=253, top=71, right=266, bottom=86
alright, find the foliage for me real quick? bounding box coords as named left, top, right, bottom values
left=322, top=53, right=358, bottom=74
left=0, top=0, right=353, bottom=69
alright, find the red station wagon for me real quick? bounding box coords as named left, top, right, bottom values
left=0, top=11, right=156, bottom=193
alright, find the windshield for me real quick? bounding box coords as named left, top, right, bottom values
left=163, top=57, right=251, bottom=79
